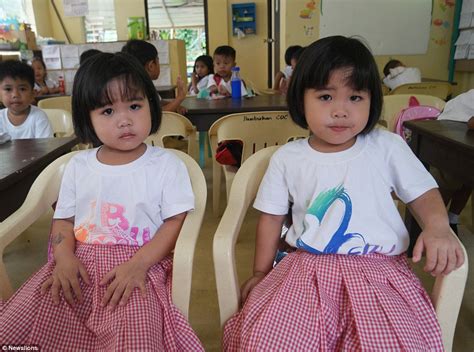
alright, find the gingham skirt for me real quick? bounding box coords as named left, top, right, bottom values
left=223, top=251, right=444, bottom=351
left=1, top=243, right=204, bottom=351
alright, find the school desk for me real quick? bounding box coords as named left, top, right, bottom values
left=0, top=137, right=78, bottom=221
left=181, top=94, right=288, bottom=166
left=404, top=120, right=474, bottom=248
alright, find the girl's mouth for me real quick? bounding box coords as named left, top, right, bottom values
left=119, top=133, right=135, bottom=139
left=329, top=126, right=349, bottom=132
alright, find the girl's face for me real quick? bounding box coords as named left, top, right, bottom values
left=304, top=68, right=370, bottom=153
left=32, top=61, right=46, bottom=82
left=195, top=61, right=210, bottom=78
left=90, top=79, right=151, bottom=163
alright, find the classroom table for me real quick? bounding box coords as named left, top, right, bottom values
left=181, top=94, right=288, bottom=166
left=404, top=120, right=474, bottom=247
left=181, top=94, right=288, bottom=132
left=0, top=137, right=78, bottom=221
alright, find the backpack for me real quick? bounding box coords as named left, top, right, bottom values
left=394, top=96, right=441, bottom=142
left=215, top=140, right=243, bottom=167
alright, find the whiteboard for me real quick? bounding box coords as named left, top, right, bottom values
left=319, top=0, right=432, bottom=55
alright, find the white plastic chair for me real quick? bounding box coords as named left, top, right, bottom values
left=42, top=109, right=74, bottom=137
left=0, top=149, right=206, bottom=320
left=213, top=146, right=468, bottom=351
left=38, top=96, right=72, bottom=113
left=382, top=94, right=446, bottom=132
left=208, top=111, right=309, bottom=216
left=145, top=112, right=198, bottom=162
left=389, top=82, right=453, bottom=101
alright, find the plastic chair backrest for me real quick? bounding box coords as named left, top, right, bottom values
left=38, top=96, right=72, bottom=113
left=0, top=149, right=207, bottom=321
left=208, top=111, right=309, bottom=215
left=394, top=96, right=441, bottom=140
left=212, top=146, right=468, bottom=351
left=145, top=112, right=198, bottom=161
left=42, top=108, right=75, bottom=137
left=389, top=82, right=452, bottom=101
left=382, top=94, right=445, bottom=132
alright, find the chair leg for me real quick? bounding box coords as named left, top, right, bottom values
left=207, top=134, right=212, bottom=158
left=213, top=160, right=222, bottom=216
left=198, top=132, right=207, bottom=168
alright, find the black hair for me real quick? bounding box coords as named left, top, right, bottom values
left=79, top=49, right=102, bottom=65
left=194, top=55, right=214, bottom=75
left=72, top=52, right=161, bottom=145
left=0, top=60, right=35, bottom=88
left=291, top=47, right=305, bottom=63
left=213, top=45, right=236, bottom=61
left=383, top=59, right=403, bottom=77
left=121, top=40, right=158, bottom=66
left=284, top=45, right=303, bottom=65
left=287, top=36, right=383, bottom=135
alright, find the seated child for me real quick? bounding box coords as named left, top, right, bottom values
left=1, top=52, right=204, bottom=351
left=382, top=59, right=421, bottom=90
left=207, top=45, right=247, bottom=97
left=79, top=48, right=102, bottom=65
left=31, top=57, right=60, bottom=96
left=0, top=60, right=53, bottom=139
left=121, top=39, right=187, bottom=114
left=272, top=45, right=303, bottom=92
left=189, top=55, right=213, bottom=95
left=433, top=88, right=474, bottom=233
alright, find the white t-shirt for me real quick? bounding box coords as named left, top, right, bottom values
left=54, top=146, right=195, bottom=246
left=34, top=78, right=58, bottom=93
left=207, top=74, right=247, bottom=97
left=437, top=89, right=474, bottom=123
left=0, top=106, right=53, bottom=139
left=189, top=75, right=211, bottom=95
left=383, top=67, right=421, bottom=90
left=254, top=129, right=437, bottom=256
left=282, top=65, right=293, bottom=79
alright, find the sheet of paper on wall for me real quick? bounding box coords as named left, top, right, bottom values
left=60, top=45, right=79, bottom=69
left=42, top=45, right=62, bottom=70
left=77, top=44, right=96, bottom=57
left=63, top=0, right=88, bottom=17
left=455, top=30, right=474, bottom=46
left=461, top=0, right=474, bottom=14
left=154, top=66, right=171, bottom=86
left=459, top=13, right=472, bottom=29
left=150, top=40, right=169, bottom=65
left=100, top=42, right=123, bottom=53
left=454, top=44, right=469, bottom=60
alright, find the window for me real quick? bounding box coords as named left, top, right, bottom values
left=0, top=0, right=36, bottom=33
left=147, top=0, right=207, bottom=75
left=84, top=0, right=117, bottom=43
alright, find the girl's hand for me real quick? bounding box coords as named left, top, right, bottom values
left=191, top=73, right=199, bottom=86
left=176, top=76, right=187, bottom=100
left=240, top=272, right=266, bottom=305
left=40, top=254, right=91, bottom=305
left=412, top=225, right=464, bottom=276
left=100, top=259, right=148, bottom=310
left=177, top=105, right=188, bottom=115
left=39, top=85, right=49, bottom=95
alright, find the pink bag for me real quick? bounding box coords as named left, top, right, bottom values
left=394, top=96, right=441, bottom=141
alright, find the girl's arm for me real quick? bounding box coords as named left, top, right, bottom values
left=40, top=218, right=91, bottom=305
left=409, top=188, right=465, bottom=276
left=48, top=85, right=60, bottom=94
left=272, top=71, right=285, bottom=91
left=162, top=76, right=187, bottom=113
left=240, top=212, right=286, bottom=304
left=100, top=212, right=187, bottom=309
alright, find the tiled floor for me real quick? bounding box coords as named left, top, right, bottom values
left=3, top=156, right=474, bottom=351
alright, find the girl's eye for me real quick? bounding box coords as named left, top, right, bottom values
left=102, top=108, right=113, bottom=116
left=350, top=95, right=363, bottom=102
left=130, top=104, right=141, bottom=111
left=319, top=94, right=332, bottom=101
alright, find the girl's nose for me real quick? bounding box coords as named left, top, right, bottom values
left=331, top=108, right=348, bottom=118
left=118, top=115, right=132, bottom=127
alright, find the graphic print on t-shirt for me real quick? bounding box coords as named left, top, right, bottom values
left=74, top=200, right=151, bottom=245
left=296, top=185, right=396, bottom=255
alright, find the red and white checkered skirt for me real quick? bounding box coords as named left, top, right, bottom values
left=224, top=251, right=444, bottom=351
left=1, top=243, right=204, bottom=351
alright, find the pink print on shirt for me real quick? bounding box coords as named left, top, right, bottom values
left=75, top=201, right=151, bottom=245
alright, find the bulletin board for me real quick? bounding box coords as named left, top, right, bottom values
left=319, top=0, right=432, bottom=55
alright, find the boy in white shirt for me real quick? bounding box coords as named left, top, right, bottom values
left=0, top=60, right=53, bottom=139
left=207, top=45, right=247, bottom=97
left=382, top=59, right=421, bottom=91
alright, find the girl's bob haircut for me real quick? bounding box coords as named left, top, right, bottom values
left=287, top=36, right=383, bottom=134
left=72, top=52, right=161, bottom=145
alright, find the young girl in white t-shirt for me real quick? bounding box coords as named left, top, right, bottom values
left=188, top=55, right=213, bottom=95
left=223, top=36, right=464, bottom=351
left=31, top=57, right=60, bottom=96
left=2, top=52, right=204, bottom=351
